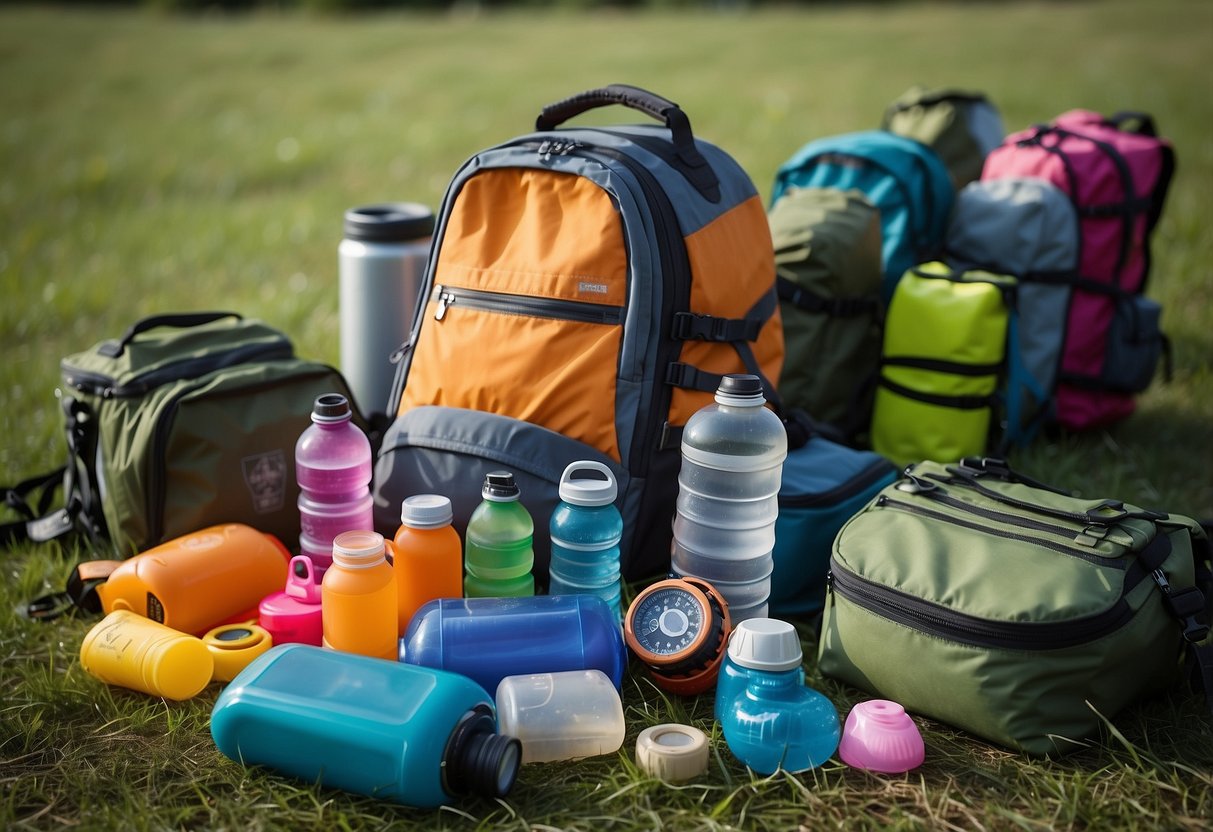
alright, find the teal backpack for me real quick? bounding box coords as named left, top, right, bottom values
left=771, top=130, right=955, bottom=301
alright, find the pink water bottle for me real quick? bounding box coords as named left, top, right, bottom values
left=295, top=393, right=373, bottom=575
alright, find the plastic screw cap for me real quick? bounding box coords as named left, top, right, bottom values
left=714, top=374, right=765, bottom=406
left=838, top=700, right=925, bottom=774
left=726, top=618, right=802, bottom=672
left=401, top=494, right=454, bottom=528
left=311, top=393, right=351, bottom=422
left=636, top=724, right=709, bottom=783
left=482, top=471, right=521, bottom=501
left=558, top=461, right=617, bottom=506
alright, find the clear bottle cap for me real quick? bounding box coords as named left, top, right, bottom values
left=558, top=461, right=617, bottom=507
left=726, top=618, right=802, bottom=672
left=332, top=530, right=386, bottom=567
left=401, top=494, right=454, bottom=528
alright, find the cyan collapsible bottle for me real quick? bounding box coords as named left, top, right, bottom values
left=718, top=619, right=839, bottom=774
left=547, top=462, right=623, bottom=619
left=714, top=618, right=805, bottom=722
left=210, top=644, right=521, bottom=808
left=464, top=471, right=534, bottom=598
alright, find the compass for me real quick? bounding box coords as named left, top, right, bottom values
left=624, top=576, right=731, bottom=696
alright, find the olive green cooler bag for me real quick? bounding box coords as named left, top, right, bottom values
left=818, top=458, right=1212, bottom=755
left=44, top=312, right=356, bottom=556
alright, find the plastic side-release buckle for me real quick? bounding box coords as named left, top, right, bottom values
left=1153, top=569, right=1210, bottom=643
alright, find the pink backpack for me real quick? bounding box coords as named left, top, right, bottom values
left=981, top=110, right=1175, bottom=430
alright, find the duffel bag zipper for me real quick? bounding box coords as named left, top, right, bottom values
left=145, top=366, right=336, bottom=544
left=62, top=340, right=295, bottom=398
left=827, top=560, right=1136, bottom=651
left=432, top=285, right=623, bottom=325
left=876, top=495, right=1128, bottom=568
left=779, top=458, right=895, bottom=508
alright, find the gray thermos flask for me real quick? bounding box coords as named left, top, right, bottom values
left=339, top=203, right=435, bottom=420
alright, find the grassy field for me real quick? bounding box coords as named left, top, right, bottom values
left=2, top=1, right=1212, bottom=829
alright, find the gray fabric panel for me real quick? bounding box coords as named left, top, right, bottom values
left=1016, top=281, right=1069, bottom=404
left=963, top=101, right=1006, bottom=157
left=948, top=177, right=1079, bottom=275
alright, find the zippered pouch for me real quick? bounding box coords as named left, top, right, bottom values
left=818, top=458, right=1211, bottom=755
left=55, top=313, right=355, bottom=555
left=768, top=435, right=896, bottom=617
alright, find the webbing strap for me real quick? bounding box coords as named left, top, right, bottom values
left=776, top=276, right=880, bottom=318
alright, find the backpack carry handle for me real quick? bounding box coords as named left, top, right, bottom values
left=1106, top=111, right=1158, bottom=137
left=97, top=312, right=243, bottom=358
left=536, top=84, right=711, bottom=170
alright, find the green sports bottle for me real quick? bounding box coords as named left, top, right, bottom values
left=464, top=471, right=535, bottom=597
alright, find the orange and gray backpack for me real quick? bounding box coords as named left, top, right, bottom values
left=371, top=85, right=785, bottom=584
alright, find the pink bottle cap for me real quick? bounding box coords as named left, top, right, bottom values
left=258, top=556, right=322, bottom=646
left=838, top=699, right=925, bottom=774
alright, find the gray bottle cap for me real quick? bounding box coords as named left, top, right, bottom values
left=401, top=494, right=454, bottom=528
left=726, top=618, right=802, bottom=671
left=344, top=203, right=435, bottom=244
left=558, top=461, right=617, bottom=507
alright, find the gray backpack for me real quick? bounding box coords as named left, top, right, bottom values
left=945, top=177, right=1080, bottom=444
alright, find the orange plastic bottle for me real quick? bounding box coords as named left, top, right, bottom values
left=321, top=530, right=398, bottom=660
left=393, top=495, right=463, bottom=636
left=95, top=523, right=290, bottom=636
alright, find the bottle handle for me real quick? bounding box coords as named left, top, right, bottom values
left=285, top=556, right=322, bottom=603
left=559, top=460, right=616, bottom=491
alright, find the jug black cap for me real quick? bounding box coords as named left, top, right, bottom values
left=311, top=393, right=352, bottom=422
left=717, top=374, right=762, bottom=397
left=443, top=705, right=522, bottom=799
left=482, top=471, right=521, bottom=501
left=344, top=203, right=435, bottom=244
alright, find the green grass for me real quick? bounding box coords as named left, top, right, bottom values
left=2, top=1, right=1212, bottom=829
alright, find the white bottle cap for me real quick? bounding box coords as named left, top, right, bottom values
left=726, top=618, right=802, bottom=672
left=635, top=724, right=709, bottom=783
left=558, top=461, right=618, bottom=507
left=401, top=494, right=453, bottom=528
left=331, top=530, right=386, bottom=568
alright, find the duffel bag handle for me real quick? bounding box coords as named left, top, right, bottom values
left=536, top=84, right=710, bottom=169
left=1106, top=110, right=1158, bottom=137
left=98, top=311, right=243, bottom=358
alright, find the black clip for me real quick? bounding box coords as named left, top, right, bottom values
left=1153, top=569, right=1210, bottom=644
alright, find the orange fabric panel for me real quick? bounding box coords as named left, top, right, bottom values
left=436, top=168, right=627, bottom=306
left=670, top=194, right=784, bottom=426
left=400, top=305, right=623, bottom=461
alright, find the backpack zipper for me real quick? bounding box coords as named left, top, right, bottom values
left=778, top=458, right=894, bottom=509
left=431, top=285, right=623, bottom=325
left=62, top=341, right=295, bottom=398
left=827, top=559, right=1136, bottom=651
left=144, top=366, right=336, bottom=544
left=876, top=494, right=1129, bottom=568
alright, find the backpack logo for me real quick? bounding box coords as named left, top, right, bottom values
left=578, top=281, right=609, bottom=296
left=242, top=451, right=287, bottom=514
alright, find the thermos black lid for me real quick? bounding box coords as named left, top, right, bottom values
left=343, top=203, right=435, bottom=243
left=443, top=705, right=522, bottom=799
left=482, top=471, right=521, bottom=501
left=717, top=374, right=762, bottom=397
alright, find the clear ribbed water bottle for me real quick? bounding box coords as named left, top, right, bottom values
left=295, top=394, right=373, bottom=577
left=547, top=462, right=623, bottom=620
left=670, top=374, right=787, bottom=623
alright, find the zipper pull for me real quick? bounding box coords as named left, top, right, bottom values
left=434, top=287, right=454, bottom=321
left=538, top=140, right=551, bottom=162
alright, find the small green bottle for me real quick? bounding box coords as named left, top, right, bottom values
left=464, top=471, right=535, bottom=597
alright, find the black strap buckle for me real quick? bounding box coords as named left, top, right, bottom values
left=1153, top=569, right=1210, bottom=643
left=671, top=312, right=759, bottom=343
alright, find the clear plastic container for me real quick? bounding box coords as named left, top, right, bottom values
left=671, top=375, right=787, bottom=623
left=211, top=644, right=520, bottom=808
left=495, top=669, right=625, bottom=763
left=393, top=494, right=463, bottom=635
left=547, top=462, right=623, bottom=619
left=321, top=530, right=397, bottom=660
left=464, top=471, right=535, bottom=598
left=296, top=393, right=373, bottom=575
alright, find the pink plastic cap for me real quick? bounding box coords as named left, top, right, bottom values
left=838, top=700, right=925, bottom=774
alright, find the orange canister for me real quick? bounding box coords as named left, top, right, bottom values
left=80, top=609, right=214, bottom=700
left=95, top=524, right=291, bottom=636
left=322, top=530, right=398, bottom=660
left=393, top=495, right=463, bottom=635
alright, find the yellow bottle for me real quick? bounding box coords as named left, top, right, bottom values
left=322, top=530, right=398, bottom=660
left=79, top=610, right=214, bottom=700
left=393, top=495, right=463, bottom=636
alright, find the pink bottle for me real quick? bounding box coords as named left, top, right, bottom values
left=259, top=555, right=323, bottom=646
left=295, top=394, right=373, bottom=576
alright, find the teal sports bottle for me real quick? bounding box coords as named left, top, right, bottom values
left=210, top=644, right=521, bottom=807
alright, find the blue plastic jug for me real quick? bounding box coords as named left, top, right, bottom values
left=713, top=618, right=805, bottom=722
left=399, top=594, right=628, bottom=697
left=720, top=671, right=840, bottom=775
left=210, top=644, right=521, bottom=807
left=547, top=461, right=623, bottom=619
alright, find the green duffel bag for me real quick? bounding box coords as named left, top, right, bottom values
left=818, top=457, right=1212, bottom=755
left=8, top=312, right=357, bottom=557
